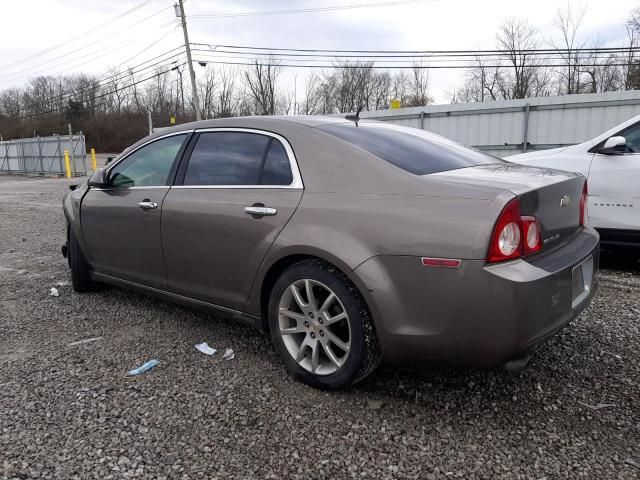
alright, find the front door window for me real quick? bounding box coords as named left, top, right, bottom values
left=109, top=134, right=187, bottom=187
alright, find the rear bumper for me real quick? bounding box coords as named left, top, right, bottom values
left=596, top=228, right=640, bottom=253
left=351, top=227, right=600, bottom=367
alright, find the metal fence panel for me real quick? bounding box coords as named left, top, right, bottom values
left=356, top=90, right=640, bottom=157
left=0, top=134, right=87, bottom=176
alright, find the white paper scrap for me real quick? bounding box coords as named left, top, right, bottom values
left=195, top=342, right=217, bottom=356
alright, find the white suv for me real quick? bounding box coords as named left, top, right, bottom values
left=507, top=115, right=640, bottom=253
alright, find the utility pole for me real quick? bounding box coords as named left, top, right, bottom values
left=176, top=0, right=201, bottom=121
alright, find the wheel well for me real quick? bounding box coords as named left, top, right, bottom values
left=259, top=254, right=351, bottom=331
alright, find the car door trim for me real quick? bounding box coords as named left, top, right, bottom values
left=91, top=271, right=262, bottom=328
left=172, top=127, right=304, bottom=190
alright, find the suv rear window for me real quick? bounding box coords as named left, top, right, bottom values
left=319, top=122, right=504, bottom=175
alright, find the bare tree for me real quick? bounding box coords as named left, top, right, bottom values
left=216, top=66, right=237, bottom=118
left=496, top=18, right=548, bottom=99
left=300, top=73, right=323, bottom=114
left=392, top=71, right=410, bottom=105
left=0, top=88, right=23, bottom=118
left=244, top=58, right=281, bottom=115
left=451, top=57, right=502, bottom=103
left=197, top=67, right=217, bottom=119
left=581, top=37, right=623, bottom=93
left=623, top=10, right=640, bottom=89
left=371, top=71, right=392, bottom=109
left=408, top=63, right=433, bottom=106
left=550, top=3, right=587, bottom=94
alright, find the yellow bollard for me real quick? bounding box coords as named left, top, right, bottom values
left=90, top=148, right=97, bottom=171
left=63, top=150, right=72, bottom=178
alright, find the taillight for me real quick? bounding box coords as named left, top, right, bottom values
left=579, top=181, right=588, bottom=226
left=521, top=216, right=541, bottom=254
left=487, top=199, right=542, bottom=263
left=487, top=199, right=523, bottom=263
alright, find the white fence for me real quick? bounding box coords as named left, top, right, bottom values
left=0, top=133, right=87, bottom=176
left=357, top=90, right=640, bottom=157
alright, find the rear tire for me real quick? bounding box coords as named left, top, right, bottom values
left=69, top=228, right=97, bottom=293
left=268, top=259, right=381, bottom=390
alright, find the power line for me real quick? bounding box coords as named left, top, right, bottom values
left=190, top=48, right=636, bottom=65
left=0, top=33, right=166, bottom=88
left=192, top=57, right=637, bottom=70
left=0, top=8, right=175, bottom=85
left=191, top=42, right=640, bottom=57
left=0, top=0, right=159, bottom=72
left=19, top=62, right=188, bottom=120
left=61, top=25, right=180, bottom=83
left=35, top=50, right=186, bottom=109
left=188, top=0, right=437, bottom=19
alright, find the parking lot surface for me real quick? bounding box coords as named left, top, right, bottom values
left=1, top=175, right=639, bottom=479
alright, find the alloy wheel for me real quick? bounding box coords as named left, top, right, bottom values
left=277, top=279, right=352, bottom=375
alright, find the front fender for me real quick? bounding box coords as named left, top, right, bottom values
left=62, top=183, right=91, bottom=259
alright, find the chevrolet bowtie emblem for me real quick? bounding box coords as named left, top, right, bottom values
left=560, top=195, right=571, bottom=207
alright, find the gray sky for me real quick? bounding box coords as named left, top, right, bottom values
left=0, top=0, right=637, bottom=103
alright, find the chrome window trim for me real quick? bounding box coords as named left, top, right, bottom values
left=173, top=127, right=304, bottom=190
left=90, top=186, right=170, bottom=191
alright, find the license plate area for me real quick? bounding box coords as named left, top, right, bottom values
left=571, top=256, right=593, bottom=308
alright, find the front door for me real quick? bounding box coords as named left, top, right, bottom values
left=81, top=133, right=188, bottom=289
left=588, top=122, right=640, bottom=231
left=161, top=130, right=303, bottom=311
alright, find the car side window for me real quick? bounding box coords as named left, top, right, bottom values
left=261, top=140, right=294, bottom=185
left=619, top=123, right=640, bottom=153
left=109, top=134, right=187, bottom=187
left=183, top=131, right=293, bottom=186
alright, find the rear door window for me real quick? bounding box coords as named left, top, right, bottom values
left=319, top=122, right=504, bottom=175
left=183, top=131, right=294, bottom=186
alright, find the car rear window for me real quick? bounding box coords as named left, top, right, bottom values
left=319, top=122, right=504, bottom=175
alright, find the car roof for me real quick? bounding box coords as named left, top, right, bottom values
left=160, top=115, right=351, bottom=132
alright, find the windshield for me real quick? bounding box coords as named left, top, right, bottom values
left=319, top=122, right=505, bottom=175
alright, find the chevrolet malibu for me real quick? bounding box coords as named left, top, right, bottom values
left=62, top=116, right=599, bottom=389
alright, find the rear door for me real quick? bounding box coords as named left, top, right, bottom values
left=588, top=121, right=640, bottom=230
left=161, top=128, right=303, bottom=311
left=81, top=133, right=189, bottom=289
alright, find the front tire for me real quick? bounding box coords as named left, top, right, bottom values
left=69, top=228, right=97, bottom=293
left=268, top=259, right=380, bottom=389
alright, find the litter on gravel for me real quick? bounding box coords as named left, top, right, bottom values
left=578, top=401, right=616, bottom=411
left=223, top=348, right=235, bottom=360
left=68, top=336, right=103, bottom=347
left=49, top=287, right=59, bottom=297
left=195, top=342, right=217, bottom=356
left=625, top=458, right=640, bottom=470
left=55, top=280, right=70, bottom=287
left=126, top=359, right=160, bottom=376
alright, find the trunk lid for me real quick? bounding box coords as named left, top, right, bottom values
left=430, top=164, right=585, bottom=249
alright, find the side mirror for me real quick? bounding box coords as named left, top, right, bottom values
left=88, top=167, right=109, bottom=188
left=598, top=136, right=626, bottom=155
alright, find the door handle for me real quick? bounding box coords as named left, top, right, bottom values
left=138, top=200, right=158, bottom=210
left=244, top=206, right=277, bottom=217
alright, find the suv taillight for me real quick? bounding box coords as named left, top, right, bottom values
left=579, top=181, right=588, bottom=226
left=487, top=199, right=542, bottom=264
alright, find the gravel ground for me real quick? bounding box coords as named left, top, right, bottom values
left=1, top=174, right=639, bottom=480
